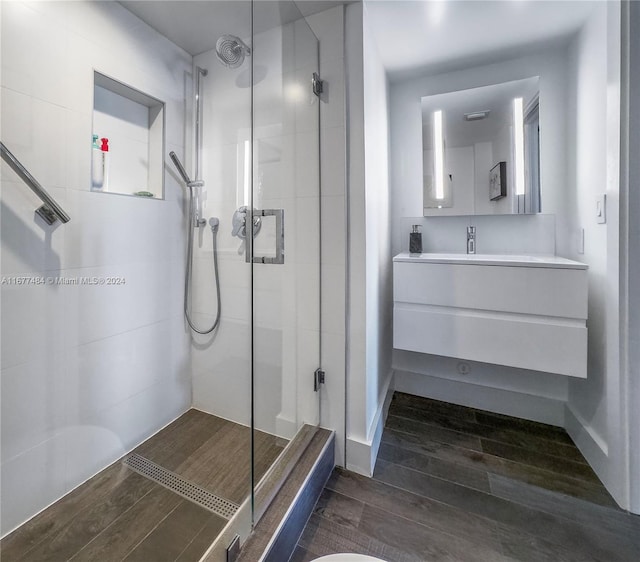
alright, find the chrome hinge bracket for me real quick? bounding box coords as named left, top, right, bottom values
left=312, top=72, right=324, bottom=97
left=314, top=368, right=325, bottom=392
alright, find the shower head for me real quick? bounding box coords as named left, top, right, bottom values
left=216, top=35, right=251, bottom=69
left=169, top=151, right=191, bottom=184
left=169, top=151, right=204, bottom=189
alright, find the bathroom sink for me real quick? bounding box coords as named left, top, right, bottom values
left=393, top=252, right=587, bottom=269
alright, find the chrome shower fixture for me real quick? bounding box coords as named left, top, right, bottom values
left=169, top=151, right=221, bottom=335
left=169, top=151, right=201, bottom=188
left=169, top=150, right=189, bottom=183
left=216, top=35, right=251, bottom=69
left=232, top=206, right=262, bottom=240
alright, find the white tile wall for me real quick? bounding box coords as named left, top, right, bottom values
left=0, top=0, right=191, bottom=536
left=191, top=16, right=323, bottom=439
left=191, top=316, right=251, bottom=427
left=1, top=357, right=67, bottom=461
left=0, top=435, right=68, bottom=536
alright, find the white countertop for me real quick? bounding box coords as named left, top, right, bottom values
left=393, top=252, right=588, bottom=269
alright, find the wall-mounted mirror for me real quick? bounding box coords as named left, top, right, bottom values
left=422, top=77, right=540, bottom=216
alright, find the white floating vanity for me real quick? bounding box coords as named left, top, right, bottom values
left=393, top=252, right=588, bottom=378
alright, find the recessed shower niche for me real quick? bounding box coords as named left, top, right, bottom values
left=91, top=71, right=165, bottom=198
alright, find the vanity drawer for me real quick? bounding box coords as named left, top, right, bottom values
left=394, top=302, right=587, bottom=378
left=393, top=261, right=588, bottom=319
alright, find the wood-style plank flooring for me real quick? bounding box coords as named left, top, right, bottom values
left=1, top=409, right=285, bottom=561
left=294, top=392, right=640, bottom=562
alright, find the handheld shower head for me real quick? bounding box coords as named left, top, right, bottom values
left=216, top=35, right=251, bottom=69
left=169, top=151, right=191, bottom=185
left=169, top=152, right=204, bottom=190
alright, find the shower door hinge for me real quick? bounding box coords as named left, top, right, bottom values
left=314, top=368, right=325, bottom=392
left=312, top=72, right=324, bottom=97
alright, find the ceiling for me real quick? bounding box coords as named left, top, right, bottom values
left=119, top=1, right=350, bottom=56
left=119, top=1, right=597, bottom=79
left=364, top=0, right=597, bottom=80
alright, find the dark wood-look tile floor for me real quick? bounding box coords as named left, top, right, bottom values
left=295, top=392, right=640, bottom=562
left=1, top=409, right=285, bottom=562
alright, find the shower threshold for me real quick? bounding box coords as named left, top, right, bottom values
left=0, top=410, right=286, bottom=561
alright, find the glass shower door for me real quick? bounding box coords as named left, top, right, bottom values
left=250, top=0, right=321, bottom=522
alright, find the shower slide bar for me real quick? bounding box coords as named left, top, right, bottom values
left=0, top=141, right=71, bottom=225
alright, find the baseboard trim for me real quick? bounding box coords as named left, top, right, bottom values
left=346, top=370, right=394, bottom=476
left=563, top=403, right=628, bottom=510
left=394, top=369, right=565, bottom=427
left=565, top=403, right=609, bottom=457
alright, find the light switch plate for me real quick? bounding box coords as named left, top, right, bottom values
left=596, top=194, right=607, bottom=224
left=577, top=228, right=585, bottom=254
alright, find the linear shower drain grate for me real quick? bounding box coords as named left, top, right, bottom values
left=122, top=453, right=239, bottom=520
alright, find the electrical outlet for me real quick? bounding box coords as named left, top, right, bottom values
left=457, top=361, right=471, bottom=375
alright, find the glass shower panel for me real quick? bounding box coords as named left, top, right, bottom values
left=189, top=2, right=254, bottom=557
left=250, top=1, right=321, bottom=521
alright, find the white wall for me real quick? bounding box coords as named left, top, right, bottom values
left=362, top=1, right=394, bottom=473
left=340, top=2, right=394, bottom=476
left=563, top=1, right=630, bottom=510
left=190, top=12, right=253, bottom=433
left=344, top=1, right=367, bottom=473
left=390, top=42, right=570, bottom=256
left=388, top=42, right=572, bottom=424
left=0, top=0, right=192, bottom=535
left=394, top=354, right=567, bottom=427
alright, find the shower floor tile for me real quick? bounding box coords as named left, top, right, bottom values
left=1, top=409, right=285, bottom=561
left=132, top=408, right=284, bottom=505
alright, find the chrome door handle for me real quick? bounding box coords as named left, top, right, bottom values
left=247, top=208, right=284, bottom=265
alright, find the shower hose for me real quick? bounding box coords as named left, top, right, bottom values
left=184, top=184, right=221, bottom=335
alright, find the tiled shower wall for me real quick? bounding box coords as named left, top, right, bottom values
left=0, top=1, right=192, bottom=535
left=190, top=12, right=321, bottom=439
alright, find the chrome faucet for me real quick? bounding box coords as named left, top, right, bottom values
left=467, top=226, right=476, bottom=254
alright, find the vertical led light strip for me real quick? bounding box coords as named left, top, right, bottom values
left=513, top=97, right=525, bottom=196
left=433, top=110, right=444, bottom=200
left=243, top=139, right=251, bottom=206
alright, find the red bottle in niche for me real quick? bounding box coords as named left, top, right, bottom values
left=100, top=137, right=110, bottom=192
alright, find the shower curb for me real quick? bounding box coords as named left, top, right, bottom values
left=235, top=428, right=335, bottom=562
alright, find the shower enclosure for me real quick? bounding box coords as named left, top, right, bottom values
left=0, top=1, right=321, bottom=559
